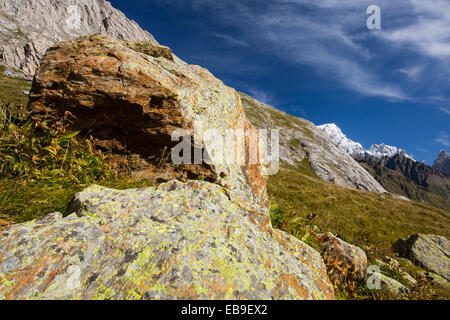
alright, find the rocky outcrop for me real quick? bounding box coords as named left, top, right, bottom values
left=392, top=234, right=449, bottom=281
left=240, top=93, right=386, bottom=193
left=0, top=181, right=335, bottom=300
left=433, top=150, right=450, bottom=176
left=0, top=0, right=157, bottom=75
left=357, top=153, right=450, bottom=210
left=319, top=233, right=368, bottom=284
left=29, top=35, right=269, bottom=208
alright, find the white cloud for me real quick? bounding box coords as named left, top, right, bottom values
left=155, top=0, right=450, bottom=100
left=396, top=66, right=423, bottom=80
left=416, top=147, right=427, bottom=153
left=436, top=133, right=450, bottom=147
left=212, top=33, right=249, bottom=47
left=438, top=106, right=450, bottom=116
left=247, top=87, right=272, bottom=104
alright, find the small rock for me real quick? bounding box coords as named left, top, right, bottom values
left=366, top=270, right=410, bottom=298
left=401, top=271, right=417, bottom=287
left=419, top=272, right=450, bottom=288
left=385, top=256, right=400, bottom=268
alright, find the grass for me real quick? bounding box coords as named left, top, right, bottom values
left=0, top=65, right=31, bottom=105
left=267, top=165, right=450, bottom=259
left=267, top=164, right=450, bottom=299
left=0, top=178, right=155, bottom=224
left=0, top=100, right=155, bottom=226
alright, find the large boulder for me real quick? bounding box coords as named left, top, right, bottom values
left=392, top=234, right=449, bottom=281
left=319, top=233, right=368, bottom=284
left=0, top=181, right=335, bottom=300
left=29, top=35, right=269, bottom=208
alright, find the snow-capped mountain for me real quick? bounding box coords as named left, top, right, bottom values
left=367, top=144, right=411, bottom=159
left=318, top=123, right=413, bottom=160
left=317, top=123, right=366, bottom=156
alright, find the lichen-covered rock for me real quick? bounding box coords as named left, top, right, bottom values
left=392, top=234, right=449, bottom=281
left=366, top=270, right=410, bottom=298
left=0, top=181, right=335, bottom=300
left=374, top=258, right=417, bottom=288
left=29, top=35, right=268, bottom=208
left=319, top=233, right=367, bottom=283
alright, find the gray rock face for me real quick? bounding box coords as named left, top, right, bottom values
left=393, top=234, right=450, bottom=281
left=240, top=93, right=386, bottom=193
left=433, top=150, right=450, bottom=176
left=0, top=0, right=157, bottom=75
left=0, top=181, right=335, bottom=300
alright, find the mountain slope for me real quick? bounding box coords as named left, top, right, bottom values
left=240, top=93, right=386, bottom=193
left=0, top=0, right=157, bottom=75
left=357, top=154, right=450, bottom=210
left=268, top=167, right=450, bottom=257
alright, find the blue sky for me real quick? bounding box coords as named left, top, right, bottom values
left=110, top=0, right=450, bottom=163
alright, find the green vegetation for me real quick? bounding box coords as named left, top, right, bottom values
left=0, top=65, right=31, bottom=105
left=268, top=167, right=450, bottom=258
left=0, top=99, right=153, bottom=225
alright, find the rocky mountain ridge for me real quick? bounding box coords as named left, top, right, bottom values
left=318, top=123, right=450, bottom=210
left=357, top=153, right=450, bottom=210
left=433, top=150, right=450, bottom=176
left=318, top=123, right=413, bottom=160
left=0, top=0, right=157, bottom=75
left=241, top=95, right=386, bottom=193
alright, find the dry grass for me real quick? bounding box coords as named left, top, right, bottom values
left=268, top=166, right=450, bottom=258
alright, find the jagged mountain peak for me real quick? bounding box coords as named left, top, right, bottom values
left=319, top=123, right=413, bottom=160
left=433, top=150, right=450, bottom=176
left=0, top=0, right=157, bottom=75
left=317, top=123, right=366, bottom=157
left=241, top=96, right=386, bottom=193
left=368, top=143, right=413, bottom=160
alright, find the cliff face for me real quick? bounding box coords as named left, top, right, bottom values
left=0, top=0, right=157, bottom=75
left=240, top=93, right=386, bottom=193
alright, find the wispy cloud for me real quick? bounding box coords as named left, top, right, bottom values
left=416, top=146, right=427, bottom=153
left=155, top=0, right=450, bottom=101
left=438, top=106, right=450, bottom=116
left=396, top=66, right=423, bottom=81
left=246, top=87, right=272, bottom=104
left=436, top=133, right=450, bottom=147
left=212, top=33, right=249, bottom=47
